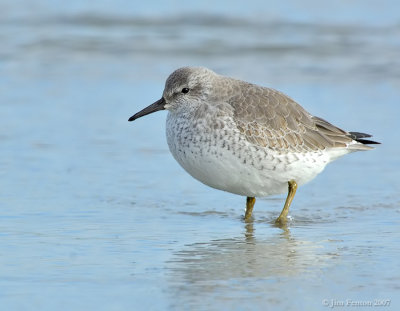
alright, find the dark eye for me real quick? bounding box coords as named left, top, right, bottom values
left=181, top=88, right=190, bottom=94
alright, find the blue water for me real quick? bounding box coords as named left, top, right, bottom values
left=1, top=1, right=400, bottom=310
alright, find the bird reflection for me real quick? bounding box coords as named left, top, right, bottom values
left=166, top=220, right=334, bottom=290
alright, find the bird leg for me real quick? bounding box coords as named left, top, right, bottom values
left=244, top=197, right=256, bottom=220
left=275, top=180, right=297, bottom=225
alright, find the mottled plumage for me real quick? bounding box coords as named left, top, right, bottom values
left=129, top=67, right=379, bottom=224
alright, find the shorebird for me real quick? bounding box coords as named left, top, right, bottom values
left=128, top=67, right=379, bottom=225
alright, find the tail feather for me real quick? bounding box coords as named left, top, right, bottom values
left=348, top=131, right=380, bottom=145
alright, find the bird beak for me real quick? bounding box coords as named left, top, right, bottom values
left=128, top=97, right=166, bottom=121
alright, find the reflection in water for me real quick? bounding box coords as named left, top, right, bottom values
left=2, top=2, right=398, bottom=310
left=166, top=221, right=336, bottom=306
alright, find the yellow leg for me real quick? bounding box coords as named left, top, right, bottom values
left=244, top=197, right=256, bottom=220
left=275, top=180, right=297, bottom=225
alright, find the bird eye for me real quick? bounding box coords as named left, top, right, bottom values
left=181, top=88, right=190, bottom=94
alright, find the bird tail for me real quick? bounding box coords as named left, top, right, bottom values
left=348, top=132, right=380, bottom=145
left=345, top=131, right=380, bottom=151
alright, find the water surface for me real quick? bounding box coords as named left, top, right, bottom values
left=1, top=1, right=399, bottom=310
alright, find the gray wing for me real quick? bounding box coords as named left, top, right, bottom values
left=227, top=82, right=356, bottom=153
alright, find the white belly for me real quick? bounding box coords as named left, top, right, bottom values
left=166, top=112, right=330, bottom=197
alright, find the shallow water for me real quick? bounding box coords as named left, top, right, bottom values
left=1, top=1, right=400, bottom=310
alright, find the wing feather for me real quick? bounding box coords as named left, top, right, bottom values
left=227, top=81, right=355, bottom=153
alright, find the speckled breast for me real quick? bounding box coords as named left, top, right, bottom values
left=165, top=110, right=321, bottom=197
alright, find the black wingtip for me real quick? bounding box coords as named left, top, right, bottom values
left=355, top=139, right=381, bottom=145
left=349, top=131, right=380, bottom=145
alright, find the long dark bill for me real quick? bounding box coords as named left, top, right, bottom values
left=128, top=97, right=166, bottom=121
